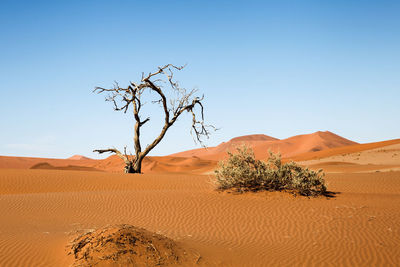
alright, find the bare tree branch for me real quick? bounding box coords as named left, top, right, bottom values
left=93, top=64, right=215, bottom=173
left=93, top=148, right=130, bottom=165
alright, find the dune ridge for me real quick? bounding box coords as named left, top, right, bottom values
left=298, top=141, right=400, bottom=173
left=0, top=133, right=398, bottom=175
left=0, top=156, right=95, bottom=170
left=291, top=138, right=400, bottom=161
left=171, top=131, right=357, bottom=160
left=0, top=155, right=217, bottom=174
left=67, top=155, right=91, bottom=160
left=30, top=162, right=101, bottom=172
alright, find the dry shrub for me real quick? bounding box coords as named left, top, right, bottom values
left=214, top=146, right=327, bottom=196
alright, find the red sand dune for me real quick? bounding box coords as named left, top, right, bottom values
left=0, top=156, right=95, bottom=170
left=1, top=133, right=398, bottom=175
left=0, top=155, right=216, bottom=174
left=172, top=131, right=357, bottom=161
left=171, top=134, right=277, bottom=159
left=91, top=155, right=217, bottom=174
left=30, top=162, right=101, bottom=172
left=306, top=161, right=400, bottom=173
left=291, top=138, right=400, bottom=161
left=67, top=155, right=91, bottom=160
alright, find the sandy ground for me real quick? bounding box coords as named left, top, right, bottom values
left=1, top=168, right=400, bottom=266
left=1, top=136, right=400, bottom=266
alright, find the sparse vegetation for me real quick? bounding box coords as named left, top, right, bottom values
left=214, top=146, right=327, bottom=196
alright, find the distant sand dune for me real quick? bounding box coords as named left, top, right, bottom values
left=66, top=155, right=91, bottom=160
left=0, top=155, right=217, bottom=174
left=0, top=156, right=95, bottom=170
left=0, top=133, right=399, bottom=175
left=0, top=136, right=400, bottom=174
left=171, top=131, right=357, bottom=160
left=297, top=140, right=400, bottom=173
left=30, top=162, right=101, bottom=172
left=291, top=138, right=400, bottom=161
left=0, top=135, right=400, bottom=177
left=306, top=161, right=400, bottom=173
left=90, top=155, right=217, bottom=173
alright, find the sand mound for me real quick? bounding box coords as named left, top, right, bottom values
left=67, top=155, right=91, bottom=160
left=30, top=162, right=57, bottom=169
left=30, top=162, right=100, bottom=172
left=90, top=155, right=217, bottom=174
left=0, top=155, right=94, bottom=170
left=68, top=224, right=192, bottom=267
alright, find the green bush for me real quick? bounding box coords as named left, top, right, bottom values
left=214, top=146, right=327, bottom=196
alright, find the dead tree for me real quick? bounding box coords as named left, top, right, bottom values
left=93, top=64, right=213, bottom=173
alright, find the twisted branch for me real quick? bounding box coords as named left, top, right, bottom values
left=93, top=64, right=215, bottom=173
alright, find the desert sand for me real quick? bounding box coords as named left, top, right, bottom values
left=171, top=131, right=358, bottom=160
left=1, top=132, right=400, bottom=266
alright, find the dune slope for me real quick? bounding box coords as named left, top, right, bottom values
left=292, top=138, right=400, bottom=161
left=0, top=155, right=217, bottom=174
left=172, top=131, right=357, bottom=160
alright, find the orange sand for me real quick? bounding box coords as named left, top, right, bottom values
left=0, top=169, right=399, bottom=266
left=1, top=133, right=400, bottom=266
left=291, top=138, right=400, bottom=161
left=0, top=155, right=217, bottom=174
left=297, top=140, right=400, bottom=174
left=172, top=131, right=357, bottom=160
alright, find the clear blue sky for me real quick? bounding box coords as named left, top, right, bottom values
left=1, top=0, right=399, bottom=158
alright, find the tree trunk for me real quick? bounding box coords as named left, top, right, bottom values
left=124, top=157, right=143, bottom=174
left=124, top=163, right=135, bottom=173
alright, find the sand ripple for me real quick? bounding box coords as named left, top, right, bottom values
left=1, top=169, right=400, bottom=266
